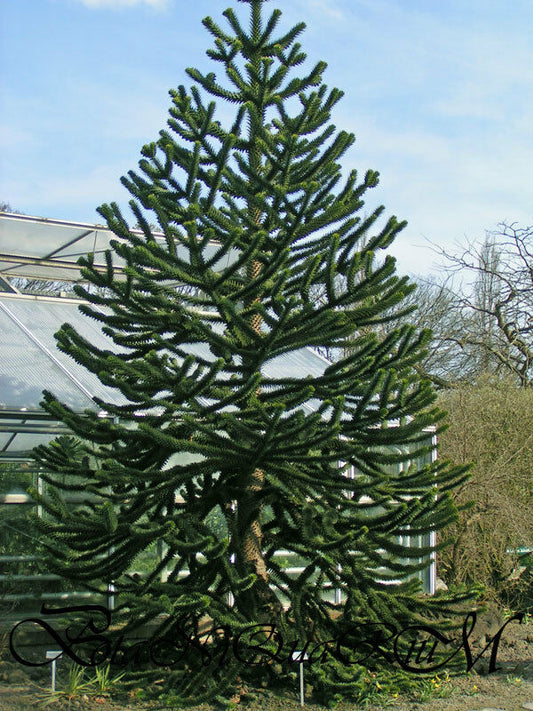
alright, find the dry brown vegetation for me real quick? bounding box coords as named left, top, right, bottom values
left=437, top=377, right=533, bottom=606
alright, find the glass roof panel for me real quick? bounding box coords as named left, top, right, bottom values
left=1, top=432, right=58, bottom=457
left=0, top=293, right=330, bottom=416
left=0, top=261, right=88, bottom=282
left=0, top=296, right=127, bottom=410
left=0, top=214, right=113, bottom=262
left=0, top=412, right=75, bottom=458
left=0, top=213, right=332, bottom=433
left=0, top=213, right=237, bottom=281
left=0, top=301, right=94, bottom=410
left=0, top=433, right=14, bottom=449
left=265, top=348, right=329, bottom=380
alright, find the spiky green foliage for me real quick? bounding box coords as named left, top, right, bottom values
left=32, top=0, right=471, bottom=702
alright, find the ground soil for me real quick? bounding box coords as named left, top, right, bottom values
left=0, top=614, right=531, bottom=711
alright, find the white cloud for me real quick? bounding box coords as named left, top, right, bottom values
left=77, top=0, right=170, bottom=9
left=334, top=112, right=533, bottom=276
left=287, top=0, right=345, bottom=25
left=430, top=35, right=533, bottom=122
left=306, top=0, right=344, bottom=21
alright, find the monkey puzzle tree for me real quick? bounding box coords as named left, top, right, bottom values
left=32, top=0, right=469, bottom=702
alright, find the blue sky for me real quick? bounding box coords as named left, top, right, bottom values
left=1, top=0, right=532, bottom=276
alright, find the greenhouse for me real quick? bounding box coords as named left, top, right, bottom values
left=0, top=211, right=436, bottom=612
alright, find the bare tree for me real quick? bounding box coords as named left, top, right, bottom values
left=0, top=201, right=23, bottom=213
left=435, top=223, right=533, bottom=386
left=311, top=222, right=532, bottom=388
left=382, top=276, right=470, bottom=387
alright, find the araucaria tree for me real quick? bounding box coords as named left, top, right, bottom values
left=33, top=0, right=469, bottom=702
